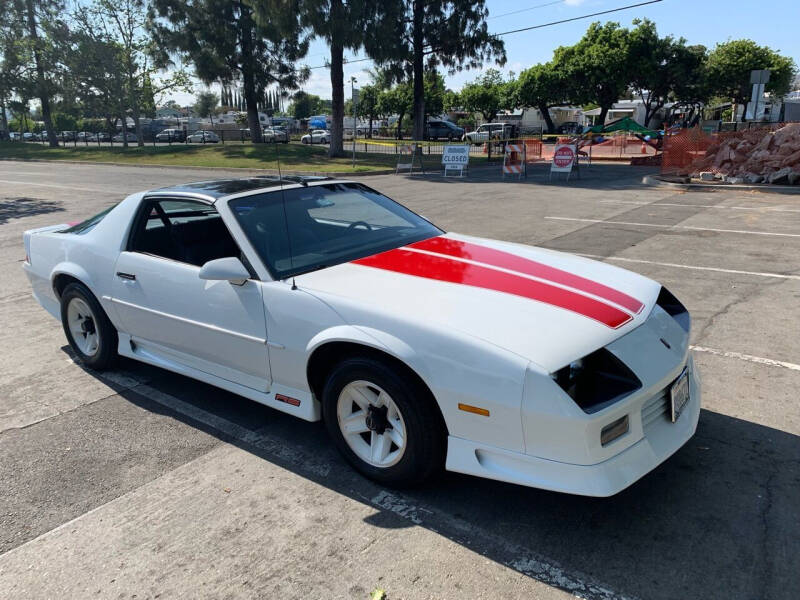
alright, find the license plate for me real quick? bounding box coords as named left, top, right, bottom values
left=670, top=369, right=690, bottom=423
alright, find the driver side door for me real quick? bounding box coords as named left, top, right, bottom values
left=111, top=197, right=271, bottom=392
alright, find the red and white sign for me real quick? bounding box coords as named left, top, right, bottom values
left=551, top=144, right=576, bottom=172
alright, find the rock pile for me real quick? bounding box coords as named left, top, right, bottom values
left=686, top=123, right=800, bottom=184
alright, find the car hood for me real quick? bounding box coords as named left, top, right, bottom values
left=295, top=233, right=662, bottom=373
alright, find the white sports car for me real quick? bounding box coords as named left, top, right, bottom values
left=23, top=177, right=700, bottom=496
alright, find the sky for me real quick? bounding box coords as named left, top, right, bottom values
left=166, top=0, right=800, bottom=106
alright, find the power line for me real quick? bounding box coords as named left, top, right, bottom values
left=488, top=0, right=567, bottom=21
left=493, top=0, right=663, bottom=36
left=302, top=0, right=663, bottom=71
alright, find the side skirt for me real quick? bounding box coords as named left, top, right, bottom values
left=117, top=333, right=321, bottom=422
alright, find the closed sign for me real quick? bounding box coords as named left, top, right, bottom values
left=442, top=145, right=470, bottom=165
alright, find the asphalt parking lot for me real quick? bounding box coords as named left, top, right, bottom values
left=1, top=160, right=798, bottom=600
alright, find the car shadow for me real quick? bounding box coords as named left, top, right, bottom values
left=0, top=196, right=64, bottom=225
left=77, top=356, right=800, bottom=600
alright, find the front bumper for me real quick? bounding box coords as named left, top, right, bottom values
left=445, top=360, right=701, bottom=496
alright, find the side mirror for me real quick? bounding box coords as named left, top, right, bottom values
left=199, top=257, right=250, bottom=286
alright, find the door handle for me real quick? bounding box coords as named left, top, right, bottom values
left=116, top=272, right=136, bottom=281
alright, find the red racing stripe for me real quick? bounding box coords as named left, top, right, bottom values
left=408, top=237, right=643, bottom=314
left=353, top=248, right=632, bottom=328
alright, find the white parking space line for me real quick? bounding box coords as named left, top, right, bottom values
left=0, top=179, right=108, bottom=193
left=368, top=490, right=635, bottom=600
left=598, top=199, right=800, bottom=213
left=545, top=216, right=800, bottom=238
left=581, top=254, right=800, bottom=281
left=690, top=345, right=800, bottom=372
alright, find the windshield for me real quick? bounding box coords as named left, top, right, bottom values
left=229, top=182, right=442, bottom=280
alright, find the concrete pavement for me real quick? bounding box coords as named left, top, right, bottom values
left=0, top=160, right=798, bottom=599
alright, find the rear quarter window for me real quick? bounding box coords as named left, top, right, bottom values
left=61, top=204, right=117, bottom=234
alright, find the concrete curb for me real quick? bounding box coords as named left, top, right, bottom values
left=0, top=157, right=397, bottom=177
left=641, top=174, right=800, bottom=195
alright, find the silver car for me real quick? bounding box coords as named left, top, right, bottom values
left=187, top=130, right=220, bottom=143
left=301, top=129, right=330, bottom=144
left=263, top=128, right=289, bottom=143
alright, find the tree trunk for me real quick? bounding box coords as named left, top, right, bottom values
left=368, top=114, right=373, bottom=139
left=598, top=105, right=610, bottom=126
left=131, top=103, right=143, bottom=147
left=411, top=0, right=425, bottom=142
left=118, top=113, right=127, bottom=147
left=239, top=7, right=263, bottom=143
left=396, top=114, right=404, bottom=140
left=24, top=0, right=57, bottom=147
left=328, top=36, right=345, bottom=158
left=538, top=104, right=555, bottom=134
left=0, top=96, right=8, bottom=134
left=643, top=101, right=664, bottom=128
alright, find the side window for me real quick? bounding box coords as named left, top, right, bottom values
left=130, top=198, right=241, bottom=267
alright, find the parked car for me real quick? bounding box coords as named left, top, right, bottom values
left=112, top=132, right=138, bottom=143
left=301, top=129, right=330, bottom=144
left=76, top=132, right=94, bottom=142
left=22, top=132, right=36, bottom=141
left=186, top=130, right=220, bottom=143
left=263, top=127, right=289, bottom=143
left=556, top=121, right=584, bottom=135
left=426, top=119, right=465, bottom=141
left=463, top=122, right=516, bottom=144
left=23, top=176, right=700, bottom=496
left=155, top=128, right=186, bottom=142
left=8, top=132, right=21, bottom=141
left=60, top=131, right=77, bottom=142
left=89, top=132, right=111, bottom=142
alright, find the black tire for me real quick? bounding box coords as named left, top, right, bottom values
left=322, top=356, right=446, bottom=487
left=60, top=282, right=118, bottom=370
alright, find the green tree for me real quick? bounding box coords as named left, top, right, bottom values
left=556, top=22, right=630, bottom=125
left=457, top=68, right=508, bottom=123
left=149, top=0, right=309, bottom=143
left=289, top=90, right=323, bottom=119
left=15, top=0, right=68, bottom=146
left=513, top=62, right=569, bottom=133
left=365, top=0, right=505, bottom=141
left=195, top=90, right=219, bottom=125
left=358, top=84, right=379, bottom=137
left=287, top=0, right=378, bottom=157
left=627, top=19, right=707, bottom=127
left=73, top=0, right=190, bottom=146
left=0, top=7, right=27, bottom=135
left=377, top=81, right=411, bottom=139
left=705, top=39, right=796, bottom=120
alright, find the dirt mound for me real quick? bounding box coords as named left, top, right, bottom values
left=682, top=123, right=800, bottom=184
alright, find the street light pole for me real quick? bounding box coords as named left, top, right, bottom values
left=351, top=76, right=357, bottom=168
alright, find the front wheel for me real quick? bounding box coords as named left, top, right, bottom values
left=322, top=357, right=446, bottom=487
left=60, top=282, right=118, bottom=370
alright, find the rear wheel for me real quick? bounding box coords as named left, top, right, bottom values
left=322, top=357, right=445, bottom=487
left=60, top=282, right=117, bottom=370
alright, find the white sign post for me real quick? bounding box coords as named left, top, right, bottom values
left=442, top=144, right=470, bottom=177
left=549, top=143, right=579, bottom=181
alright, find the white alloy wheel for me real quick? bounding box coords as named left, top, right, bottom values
left=66, top=297, right=99, bottom=357
left=337, top=380, right=407, bottom=468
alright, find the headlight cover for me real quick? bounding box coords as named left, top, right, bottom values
left=551, top=348, right=642, bottom=414
left=656, top=286, right=690, bottom=332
